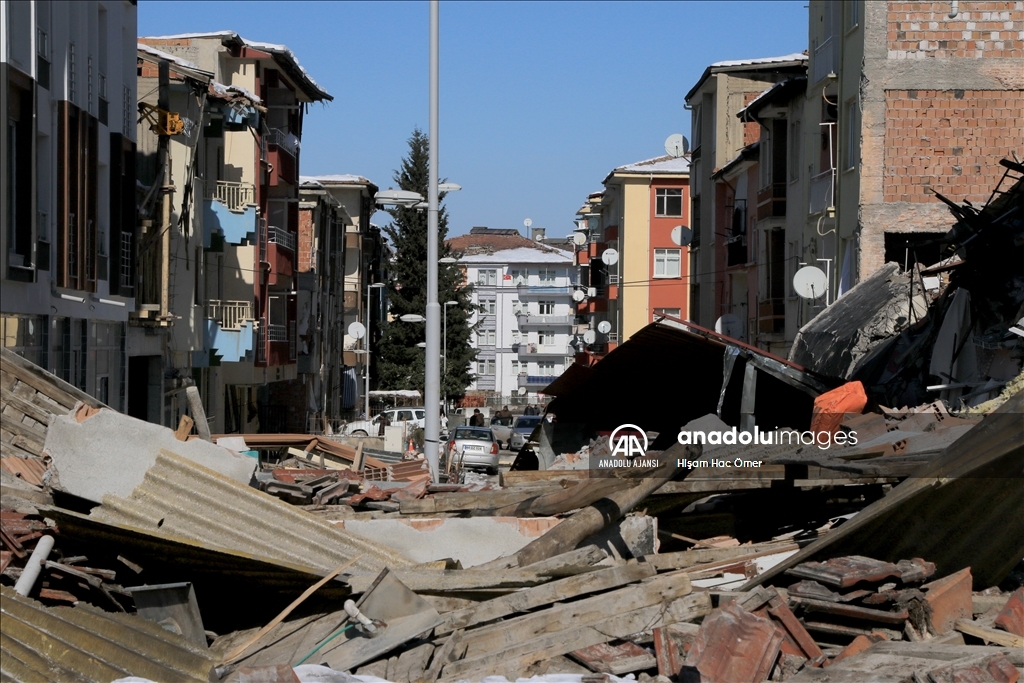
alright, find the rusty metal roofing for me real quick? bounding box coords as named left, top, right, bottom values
left=0, top=586, right=215, bottom=682
left=89, top=450, right=412, bottom=575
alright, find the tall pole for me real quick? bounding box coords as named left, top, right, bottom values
left=443, top=305, right=448, bottom=412
left=424, top=0, right=441, bottom=482
left=364, top=281, right=372, bottom=419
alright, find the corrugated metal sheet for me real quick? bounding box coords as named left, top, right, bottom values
left=0, top=586, right=215, bottom=682
left=90, top=450, right=412, bottom=574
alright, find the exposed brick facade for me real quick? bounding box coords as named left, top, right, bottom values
left=743, top=92, right=762, bottom=146
left=883, top=89, right=1024, bottom=203
left=298, top=207, right=315, bottom=272
left=887, top=2, right=1024, bottom=59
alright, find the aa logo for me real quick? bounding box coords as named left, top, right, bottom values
left=610, top=424, right=648, bottom=458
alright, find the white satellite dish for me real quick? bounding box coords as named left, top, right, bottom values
left=793, top=266, right=829, bottom=300
left=665, top=133, right=690, bottom=158
left=571, top=231, right=587, bottom=246
left=572, top=289, right=586, bottom=302
left=524, top=218, right=533, bottom=228
left=601, top=248, right=619, bottom=266
left=671, top=225, right=692, bottom=247
left=583, top=330, right=597, bottom=344
left=517, top=387, right=527, bottom=396
left=347, top=322, right=366, bottom=340
left=597, top=320, right=612, bottom=334
left=715, top=313, right=744, bottom=339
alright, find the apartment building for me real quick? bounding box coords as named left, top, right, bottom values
left=2, top=0, right=138, bottom=409
left=449, top=228, right=575, bottom=401
left=135, top=31, right=331, bottom=433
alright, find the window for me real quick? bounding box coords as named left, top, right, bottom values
left=477, top=329, right=495, bottom=346
left=843, top=99, right=859, bottom=171
left=538, top=301, right=554, bottom=315
left=396, top=410, right=413, bottom=422
left=538, top=361, right=556, bottom=376
left=480, top=298, right=496, bottom=315
left=477, top=269, right=497, bottom=286
left=511, top=360, right=522, bottom=375
left=477, top=359, right=495, bottom=375
left=654, top=308, right=681, bottom=318
left=37, top=28, right=50, bottom=90
left=538, top=268, right=556, bottom=284
left=511, top=330, right=521, bottom=344
left=509, top=268, right=525, bottom=285
left=538, top=330, right=556, bottom=347
left=656, top=188, right=683, bottom=217
left=654, top=249, right=681, bottom=278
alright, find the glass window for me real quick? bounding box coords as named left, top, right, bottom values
left=396, top=410, right=413, bottom=421
left=477, top=269, right=497, bottom=286
left=654, top=249, right=681, bottom=278
left=538, top=268, right=556, bottom=284
left=414, top=410, right=425, bottom=419
left=538, top=301, right=554, bottom=315
left=538, top=361, right=556, bottom=376
left=843, top=99, right=859, bottom=170
left=476, top=359, right=495, bottom=375
left=654, top=308, right=681, bottom=318
left=656, top=188, right=683, bottom=217
left=538, top=330, right=556, bottom=346
left=477, top=329, right=495, bottom=345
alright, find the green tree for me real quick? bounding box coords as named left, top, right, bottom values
left=375, top=129, right=476, bottom=404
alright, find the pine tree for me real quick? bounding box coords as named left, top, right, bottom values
left=375, top=129, right=476, bottom=404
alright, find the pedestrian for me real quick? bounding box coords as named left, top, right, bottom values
left=470, top=408, right=485, bottom=427
left=440, top=408, right=449, bottom=435
left=377, top=410, right=391, bottom=437
left=523, top=404, right=534, bottom=416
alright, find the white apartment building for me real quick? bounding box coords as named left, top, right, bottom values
left=449, top=228, right=576, bottom=401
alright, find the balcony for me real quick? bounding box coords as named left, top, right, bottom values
left=266, top=323, right=289, bottom=342
left=266, top=128, right=300, bottom=157
left=518, top=343, right=571, bottom=358
left=205, top=299, right=253, bottom=330
left=812, top=36, right=837, bottom=84
left=518, top=374, right=555, bottom=388
left=205, top=180, right=255, bottom=213
left=264, top=129, right=299, bottom=185
left=268, top=225, right=296, bottom=253
left=517, top=283, right=572, bottom=296
left=809, top=170, right=835, bottom=215
left=515, top=314, right=574, bottom=326
left=756, top=183, right=787, bottom=220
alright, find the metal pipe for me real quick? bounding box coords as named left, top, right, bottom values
left=424, top=0, right=441, bottom=482
left=14, top=534, right=54, bottom=596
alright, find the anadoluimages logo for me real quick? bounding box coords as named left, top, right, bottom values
left=609, top=424, right=648, bottom=458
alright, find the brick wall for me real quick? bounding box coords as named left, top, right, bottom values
left=298, top=207, right=315, bottom=272
left=743, top=92, right=761, bottom=146
left=887, top=2, right=1024, bottom=59
left=883, top=89, right=1024, bottom=203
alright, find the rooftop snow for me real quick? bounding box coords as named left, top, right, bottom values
left=300, top=174, right=373, bottom=186
left=459, top=247, right=573, bottom=265
left=710, top=52, right=807, bottom=68
left=210, top=81, right=261, bottom=103
left=137, top=42, right=210, bottom=77
left=612, top=155, right=691, bottom=175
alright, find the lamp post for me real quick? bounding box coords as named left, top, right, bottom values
left=364, top=282, right=386, bottom=419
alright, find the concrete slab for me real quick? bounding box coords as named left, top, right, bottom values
left=44, top=405, right=257, bottom=503
left=335, top=515, right=658, bottom=567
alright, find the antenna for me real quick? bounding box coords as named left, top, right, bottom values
left=671, top=225, right=692, bottom=247
left=572, top=289, right=587, bottom=302
left=793, top=266, right=829, bottom=300
left=597, top=320, right=612, bottom=334
left=665, top=134, right=690, bottom=158
left=347, top=322, right=366, bottom=340
left=714, top=313, right=744, bottom=339
left=571, top=231, right=587, bottom=246
left=517, top=387, right=527, bottom=396
left=523, top=218, right=533, bottom=228
left=601, top=248, right=619, bottom=266
left=583, top=330, right=597, bottom=344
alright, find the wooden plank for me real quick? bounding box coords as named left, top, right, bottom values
left=399, top=489, right=540, bottom=515
left=1, top=387, right=55, bottom=425
left=0, top=415, right=46, bottom=449
left=0, top=348, right=102, bottom=410
left=346, top=568, right=565, bottom=594
left=518, top=545, right=608, bottom=577
left=434, top=562, right=655, bottom=636
left=441, top=593, right=711, bottom=681
left=792, top=596, right=909, bottom=625
left=423, top=629, right=464, bottom=683
left=954, top=618, right=1024, bottom=648
left=458, top=573, right=693, bottom=657
left=644, top=542, right=798, bottom=572
left=501, top=470, right=589, bottom=486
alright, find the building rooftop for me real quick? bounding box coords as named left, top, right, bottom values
left=610, top=154, right=691, bottom=175
left=685, top=52, right=808, bottom=102
left=300, top=174, right=375, bottom=187
left=737, top=77, right=808, bottom=121
left=139, top=31, right=331, bottom=102
left=448, top=231, right=571, bottom=262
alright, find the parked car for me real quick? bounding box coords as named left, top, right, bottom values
left=509, top=415, right=543, bottom=451
left=340, top=407, right=426, bottom=436
left=489, top=414, right=515, bottom=449
left=443, top=426, right=500, bottom=475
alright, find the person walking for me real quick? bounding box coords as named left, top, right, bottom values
left=470, top=409, right=485, bottom=427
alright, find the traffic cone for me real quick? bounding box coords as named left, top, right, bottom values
left=407, top=438, right=415, bottom=456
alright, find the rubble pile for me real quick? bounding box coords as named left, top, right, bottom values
left=0, top=166, right=1022, bottom=681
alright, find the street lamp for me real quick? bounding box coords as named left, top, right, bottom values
left=439, top=257, right=458, bottom=264
left=364, top=282, right=386, bottom=419
left=374, top=188, right=424, bottom=208
left=443, top=300, right=458, bottom=411
left=400, top=314, right=426, bottom=323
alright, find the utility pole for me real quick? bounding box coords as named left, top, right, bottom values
left=423, top=0, right=441, bottom=482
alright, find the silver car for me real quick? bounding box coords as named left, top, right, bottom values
left=509, top=415, right=543, bottom=451
left=443, top=426, right=500, bottom=475
left=489, top=414, right=514, bottom=449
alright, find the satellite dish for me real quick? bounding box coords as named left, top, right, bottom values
left=571, top=231, right=587, bottom=246
left=572, top=289, right=586, bottom=302
left=524, top=218, right=533, bottom=228
left=347, top=322, right=366, bottom=340
left=665, top=133, right=690, bottom=158
left=715, top=314, right=744, bottom=339
left=583, top=330, right=597, bottom=344
left=597, top=320, right=612, bottom=334
left=601, top=248, right=619, bottom=266
left=671, top=225, right=692, bottom=247
left=517, top=387, right=527, bottom=396
left=793, top=266, right=829, bottom=300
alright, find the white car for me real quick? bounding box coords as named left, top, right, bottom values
left=341, top=407, right=426, bottom=436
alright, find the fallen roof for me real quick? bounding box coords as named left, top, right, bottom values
left=686, top=52, right=808, bottom=102
left=0, top=585, right=215, bottom=682
left=209, top=433, right=387, bottom=469
left=447, top=232, right=571, bottom=259
left=88, top=450, right=413, bottom=575
left=746, top=389, right=1024, bottom=590
left=136, top=42, right=213, bottom=82
left=140, top=31, right=331, bottom=102
left=458, top=247, right=574, bottom=264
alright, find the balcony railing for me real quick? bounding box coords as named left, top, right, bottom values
left=258, top=218, right=268, bottom=264
left=206, top=299, right=253, bottom=330
left=266, top=128, right=300, bottom=157
left=518, top=374, right=555, bottom=387
left=206, top=180, right=256, bottom=212
left=809, top=170, right=835, bottom=215
left=266, top=323, right=288, bottom=342
left=515, top=314, right=574, bottom=326
left=517, top=284, right=572, bottom=295
left=268, top=225, right=296, bottom=253
left=256, top=317, right=267, bottom=363
left=757, top=183, right=787, bottom=220
left=812, top=36, right=837, bottom=84
left=518, top=343, right=571, bottom=357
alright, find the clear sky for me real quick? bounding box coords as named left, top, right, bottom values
left=139, top=1, right=808, bottom=237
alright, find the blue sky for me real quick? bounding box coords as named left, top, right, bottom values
left=140, top=1, right=808, bottom=237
